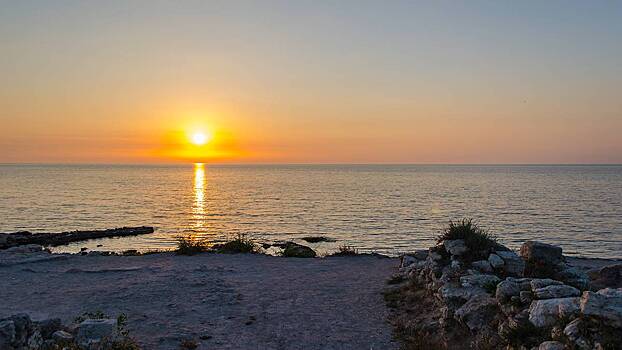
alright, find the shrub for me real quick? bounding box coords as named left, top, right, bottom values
left=176, top=235, right=210, bottom=255
left=212, top=234, right=256, bottom=254
left=437, top=219, right=497, bottom=253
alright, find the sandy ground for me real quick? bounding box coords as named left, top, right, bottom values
left=0, top=251, right=399, bottom=350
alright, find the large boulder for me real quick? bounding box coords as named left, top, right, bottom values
left=444, top=240, right=468, bottom=256
left=495, top=251, right=525, bottom=277
left=282, top=242, right=316, bottom=258
left=580, top=288, right=622, bottom=328
left=520, top=241, right=563, bottom=265
left=75, top=318, right=118, bottom=348
left=528, top=297, right=580, bottom=327
left=454, top=295, right=499, bottom=331
left=533, top=285, right=580, bottom=299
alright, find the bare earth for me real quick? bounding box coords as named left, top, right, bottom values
left=0, top=251, right=399, bottom=350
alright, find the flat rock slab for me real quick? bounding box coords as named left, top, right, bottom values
left=0, top=253, right=398, bottom=350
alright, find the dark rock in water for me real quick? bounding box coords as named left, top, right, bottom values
left=0, top=226, right=154, bottom=250
left=300, top=236, right=336, bottom=243
left=281, top=242, right=316, bottom=258
left=520, top=241, right=563, bottom=265
left=589, top=264, right=622, bottom=290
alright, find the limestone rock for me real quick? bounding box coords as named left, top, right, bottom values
left=563, top=319, right=591, bottom=350
left=555, top=266, right=590, bottom=291
left=589, top=263, right=622, bottom=289
left=488, top=253, right=504, bottom=269
left=472, top=260, right=493, bottom=273
left=533, top=285, right=580, bottom=299
left=454, top=295, right=499, bottom=331
left=400, top=255, right=416, bottom=268
left=530, top=278, right=563, bottom=291
left=460, top=274, right=501, bottom=289
left=496, top=280, right=520, bottom=303
left=520, top=241, right=563, bottom=265
left=520, top=290, right=533, bottom=304
left=52, top=330, right=74, bottom=342
left=38, top=318, right=62, bottom=339
left=444, top=240, right=468, bottom=256
left=496, top=251, right=525, bottom=277
left=528, top=297, right=580, bottom=327
left=538, top=341, right=565, bottom=350
left=580, top=288, right=622, bottom=328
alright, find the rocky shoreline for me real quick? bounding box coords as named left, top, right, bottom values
left=389, top=228, right=622, bottom=349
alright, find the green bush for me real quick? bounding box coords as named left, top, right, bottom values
left=212, top=234, right=256, bottom=254
left=176, top=235, right=210, bottom=255
left=437, top=219, right=497, bottom=253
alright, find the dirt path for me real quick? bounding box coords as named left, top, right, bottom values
left=1, top=251, right=398, bottom=349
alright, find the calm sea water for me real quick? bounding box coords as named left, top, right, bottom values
left=1, top=164, right=621, bottom=258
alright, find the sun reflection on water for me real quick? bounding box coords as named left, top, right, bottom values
left=192, top=163, right=206, bottom=234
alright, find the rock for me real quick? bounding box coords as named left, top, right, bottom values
left=75, top=318, right=118, bottom=347
left=520, top=291, right=533, bottom=304
left=26, top=329, right=43, bottom=349
left=589, top=264, right=622, bottom=289
left=400, top=255, right=416, bottom=268
left=10, top=313, right=32, bottom=346
left=282, top=242, right=316, bottom=258
left=580, top=288, right=622, bottom=328
left=3, top=244, right=44, bottom=254
left=488, top=253, right=504, bottom=269
left=38, top=318, right=62, bottom=338
left=533, top=285, right=580, bottom=299
left=528, top=297, right=580, bottom=327
left=555, top=266, right=590, bottom=290
left=0, top=320, right=16, bottom=348
left=496, top=251, right=525, bottom=277
left=496, top=280, right=521, bottom=303
left=454, top=295, right=499, bottom=331
left=438, top=285, right=487, bottom=309
left=530, top=278, right=563, bottom=290
left=472, top=260, right=493, bottom=273
left=1, top=227, right=154, bottom=250
left=52, top=330, right=74, bottom=342
left=460, top=274, right=501, bottom=289
left=428, top=250, right=443, bottom=261
left=444, top=240, right=468, bottom=256
left=563, top=319, right=591, bottom=350
left=538, top=341, right=565, bottom=350
left=520, top=241, right=563, bottom=265
left=411, top=250, right=428, bottom=260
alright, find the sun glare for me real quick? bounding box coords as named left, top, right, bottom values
left=191, top=132, right=211, bottom=146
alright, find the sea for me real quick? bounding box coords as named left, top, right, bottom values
left=1, top=164, right=621, bottom=258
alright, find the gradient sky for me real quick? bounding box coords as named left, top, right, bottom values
left=1, top=0, right=621, bottom=164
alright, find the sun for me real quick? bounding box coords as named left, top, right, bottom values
left=190, top=131, right=211, bottom=146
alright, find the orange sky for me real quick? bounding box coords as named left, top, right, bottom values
left=1, top=2, right=621, bottom=164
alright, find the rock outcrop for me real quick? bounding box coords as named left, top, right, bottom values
left=393, top=236, right=621, bottom=350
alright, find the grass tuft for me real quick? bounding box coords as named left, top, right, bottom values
left=212, top=234, right=256, bottom=254
left=176, top=235, right=210, bottom=255
left=330, top=244, right=359, bottom=256
left=437, top=218, right=498, bottom=255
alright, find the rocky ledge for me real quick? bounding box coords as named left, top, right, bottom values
left=390, top=238, right=621, bottom=349
left=0, top=227, right=154, bottom=250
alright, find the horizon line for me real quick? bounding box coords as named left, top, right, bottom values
left=2, top=162, right=622, bottom=167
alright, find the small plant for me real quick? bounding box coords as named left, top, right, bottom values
left=330, top=244, right=359, bottom=256
left=212, top=234, right=256, bottom=254
left=437, top=219, right=498, bottom=255
left=176, top=235, right=210, bottom=255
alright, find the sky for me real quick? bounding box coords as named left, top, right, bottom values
left=1, top=0, right=621, bottom=164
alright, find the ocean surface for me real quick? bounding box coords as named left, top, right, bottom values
left=1, top=164, right=621, bottom=258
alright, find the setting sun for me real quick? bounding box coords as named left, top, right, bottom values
left=190, top=132, right=211, bottom=146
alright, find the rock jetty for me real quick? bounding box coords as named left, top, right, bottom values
left=0, top=227, right=154, bottom=250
